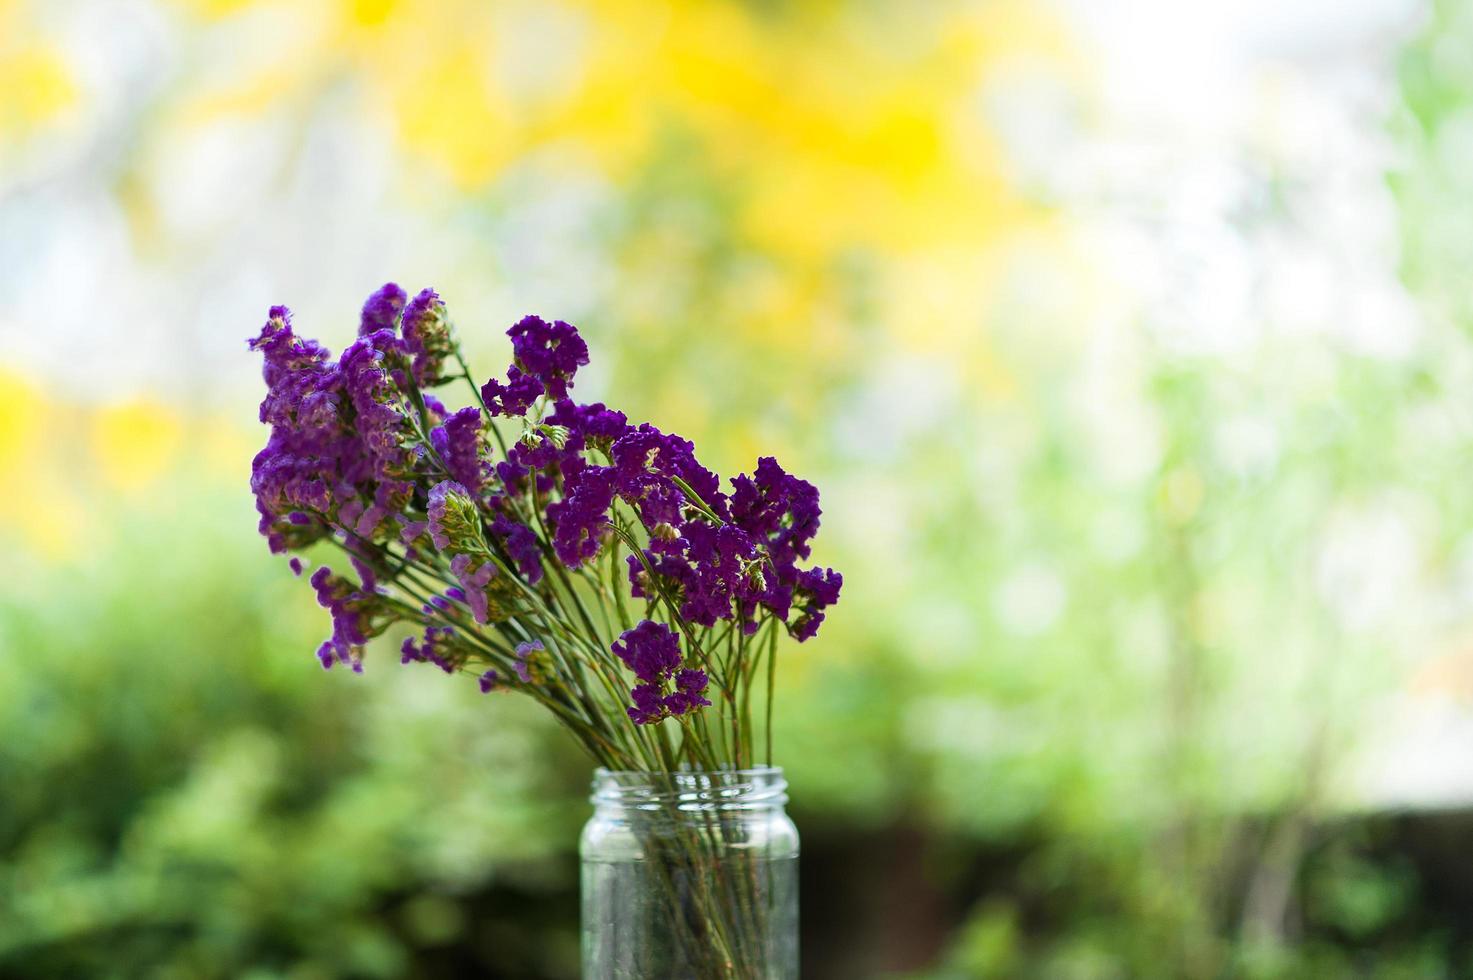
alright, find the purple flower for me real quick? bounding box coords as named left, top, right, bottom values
left=789, top=567, right=842, bottom=642
left=349, top=479, right=414, bottom=539
left=547, top=398, right=629, bottom=447
left=495, top=457, right=530, bottom=496
left=338, top=332, right=414, bottom=477
left=450, top=553, right=496, bottom=624
left=399, top=519, right=429, bottom=550
left=612, top=452, right=837, bottom=639
left=611, top=620, right=682, bottom=683
left=513, top=640, right=544, bottom=683
left=401, top=287, right=454, bottom=386
left=607, top=424, right=728, bottom=530
left=427, top=480, right=482, bottom=552
left=547, top=466, right=615, bottom=568
left=401, top=624, right=460, bottom=673
left=308, top=565, right=400, bottom=672
left=248, top=313, right=408, bottom=560
left=619, top=519, right=763, bottom=629
left=431, top=407, right=487, bottom=492
left=507, top=315, right=589, bottom=399
left=610, top=621, right=709, bottom=725
left=675, top=668, right=709, bottom=696
left=731, top=457, right=820, bottom=563
left=492, top=514, right=543, bottom=583
left=360, top=282, right=407, bottom=335
left=481, top=365, right=545, bottom=417
left=249, top=291, right=842, bottom=716
left=796, top=566, right=842, bottom=606
left=248, top=307, right=352, bottom=550
left=478, top=396, right=618, bottom=508
left=627, top=683, right=666, bottom=725
left=677, top=521, right=761, bottom=626
left=791, top=610, right=825, bottom=641
left=727, top=456, right=836, bottom=636
left=665, top=668, right=712, bottom=715
left=250, top=306, right=332, bottom=391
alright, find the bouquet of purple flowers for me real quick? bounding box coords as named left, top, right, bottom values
left=248, top=283, right=841, bottom=774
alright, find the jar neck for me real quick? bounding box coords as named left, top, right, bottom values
left=589, top=767, right=788, bottom=817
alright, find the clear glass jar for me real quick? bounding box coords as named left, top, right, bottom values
left=580, top=767, right=799, bottom=979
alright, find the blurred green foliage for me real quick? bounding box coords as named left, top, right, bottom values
left=0, top=466, right=589, bottom=978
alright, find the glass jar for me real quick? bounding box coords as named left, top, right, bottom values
left=580, top=767, right=799, bottom=979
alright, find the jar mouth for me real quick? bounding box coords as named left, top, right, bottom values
left=589, top=766, right=788, bottom=811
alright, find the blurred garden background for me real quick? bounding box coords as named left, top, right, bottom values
left=3, top=0, right=1473, bottom=976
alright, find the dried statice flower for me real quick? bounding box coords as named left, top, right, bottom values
left=431, top=407, right=488, bottom=493
left=481, top=366, right=544, bottom=418
left=359, top=282, right=408, bottom=335
left=513, top=640, right=548, bottom=684
left=612, top=620, right=682, bottom=683
left=507, top=314, right=589, bottom=399
left=401, top=624, right=462, bottom=674
left=491, top=514, right=543, bottom=583
left=548, top=467, right=616, bottom=568
left=610, top=621, right=711, bottom=724
left=427, top=480, right=483, bottom=552
left=449, top=553, right=496, bottom=624
left=664, top=668, right=713, bottom=717
left=249, top=283, right=840, bottom=772
left=310, top=565, right=398, bottom=673
left=401, top=287, right=456, bottom=386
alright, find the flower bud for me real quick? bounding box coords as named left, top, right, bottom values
left=744, top=560, right=767, bottom=592
left=514, top=640, right=553, bottom=684
left=427, top=480, right=486, bottom=553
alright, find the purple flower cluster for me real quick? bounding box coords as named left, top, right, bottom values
left=401, top=287, right=455, bottom=386
left=727, top=456, right=842, bottom=640
left=482, top=311, right=842, bottom=641
left=479, top=315, right=589, bottom=417
left=250, top=284, right=840, bottom=740
left=360, top=282, right=408, bottom=336
left=508, top=315, right=589, bottom=400
left=481, top=367, right=543, bottom=417
left=449, top=553, right=496, bottom=624
left=401, top=624, right=462, bottom=674
left=513, top=640, right=547, bottom=683
left=491, top=513, right=543, bottom=583
left=431, top=407, right=488, bottom=493
left=427, top=480, right=481, bottom=552
left=310, top=565, right=394, bottom=672
left=611, top=621, right=712, bottom=724
left=548, top=466, right=616, bottom=567
left=250, top=295, right=426, bottom=555
left=612, top=453, right=842, bottom=640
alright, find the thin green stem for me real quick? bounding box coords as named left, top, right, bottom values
left=765, top=621, right=777, bottom=766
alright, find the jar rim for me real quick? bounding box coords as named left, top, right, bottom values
left=589, top=766, right=788, bottom=810
left=592, top=765, right=784, bottom=778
